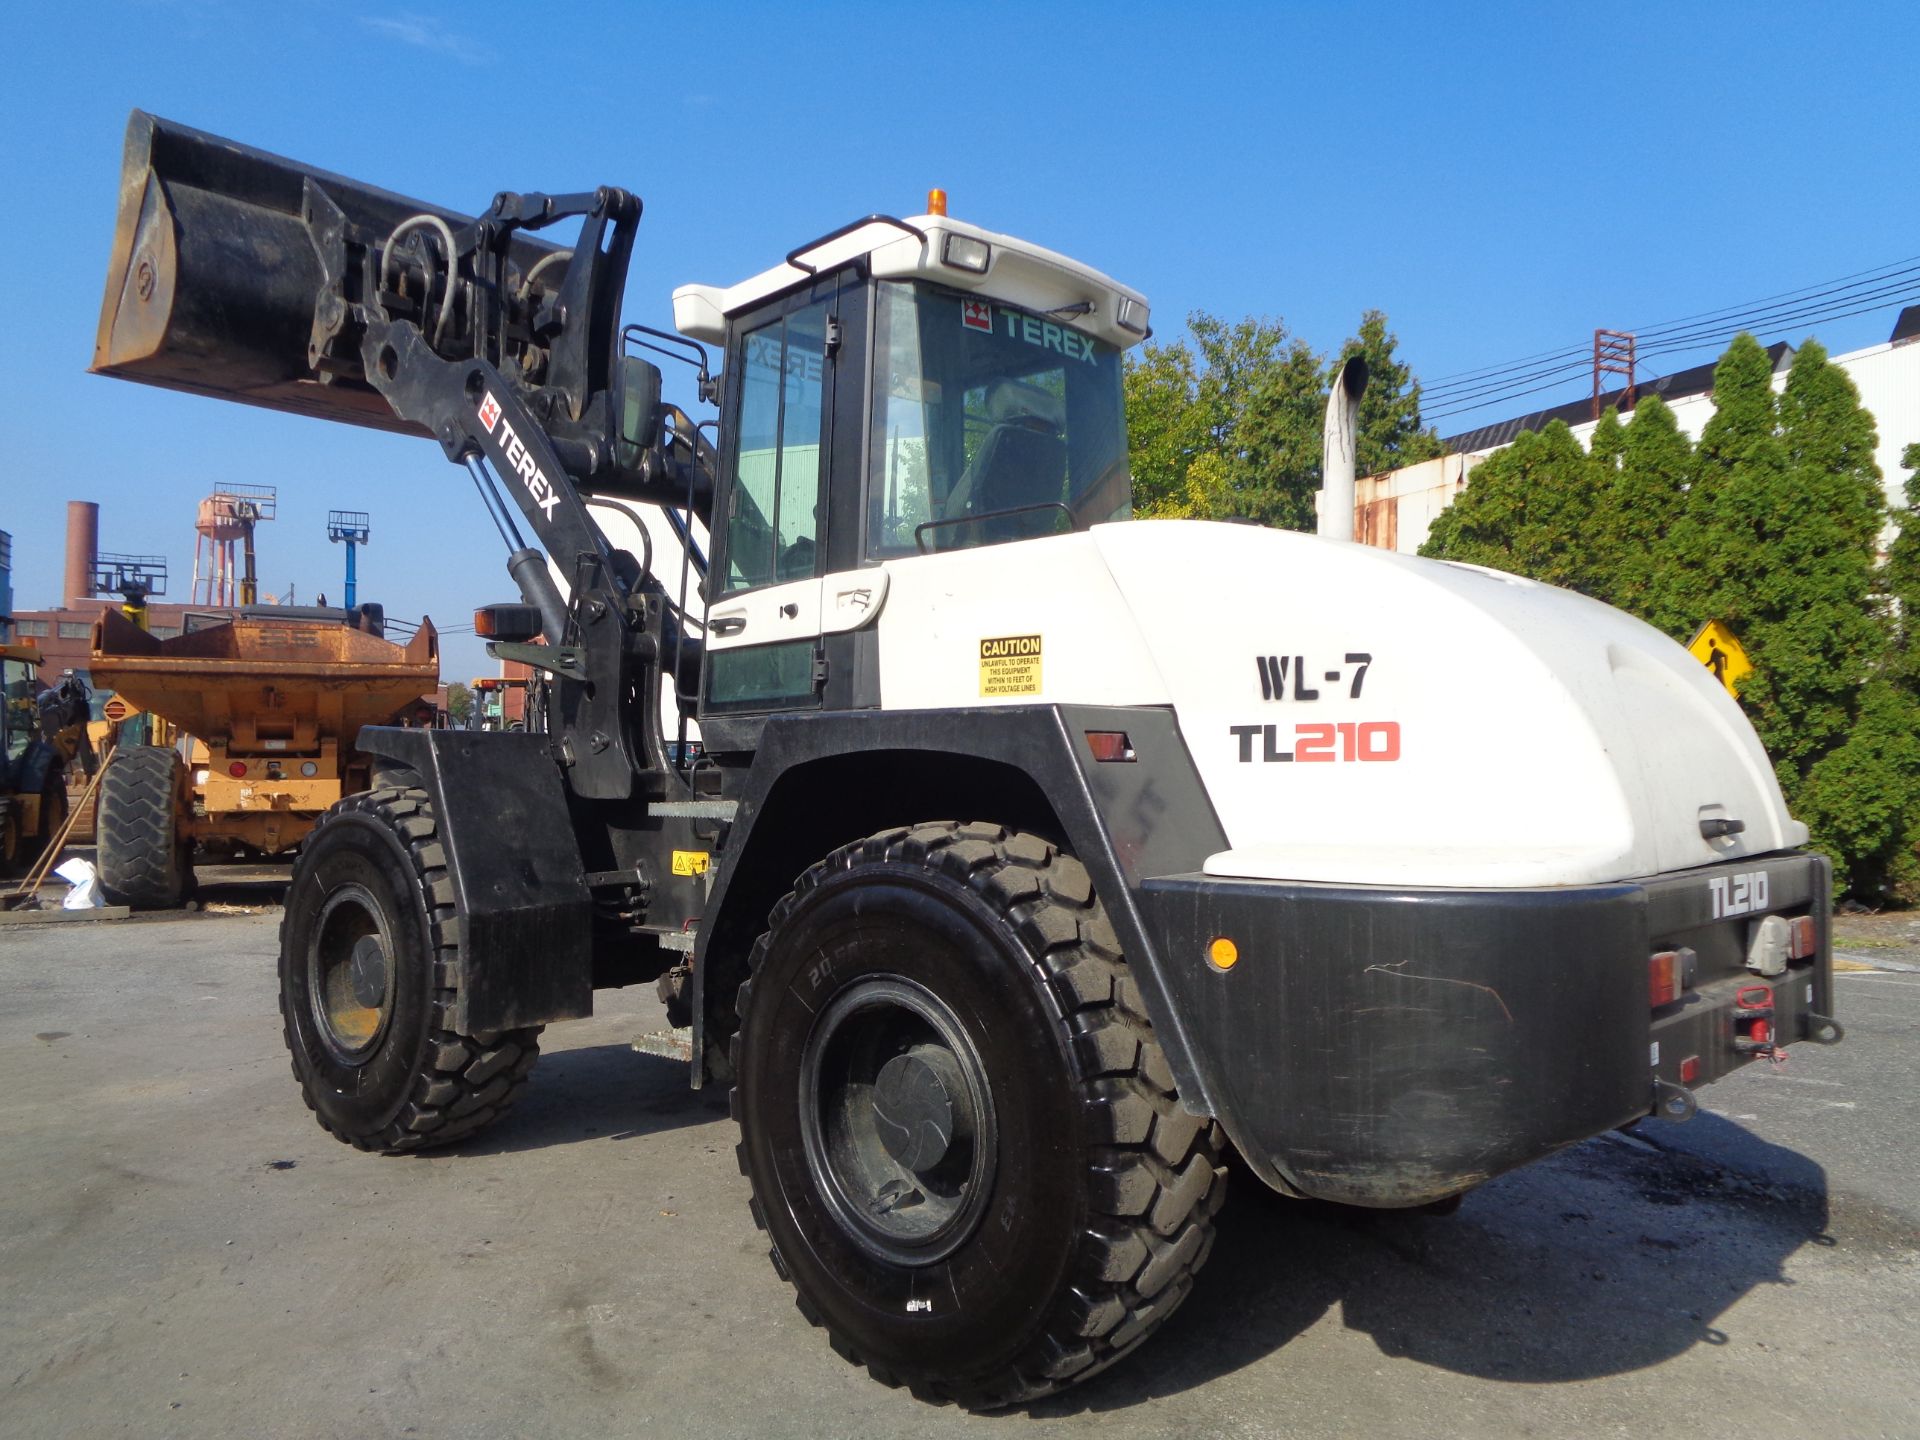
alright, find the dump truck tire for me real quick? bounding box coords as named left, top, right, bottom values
left=278, top=786, right=541, bottom=1153
left=732, top=821, right=1226, bottom=1410
left=97, top=746, right=188, bottom=908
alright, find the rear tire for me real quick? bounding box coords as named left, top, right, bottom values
left=278, top=786, right=541, bottom=1152
left=733, top=821, right=1226, bottom=1409
left=97, top=746, right=188, bottom=908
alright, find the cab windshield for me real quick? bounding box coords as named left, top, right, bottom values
left=867, top=281, right=1131, bottom=557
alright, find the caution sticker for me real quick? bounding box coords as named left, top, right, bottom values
left=979, top=634, right=1042, bottom=697
left=671, top=850, right=710, bottom=877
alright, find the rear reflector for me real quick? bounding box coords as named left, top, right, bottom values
left=1679, top=1055, right=1701, bottom=1084
left=1649, top=946, right=1697, bottom=1008
left=1084, top=731, right=1135, bottom=763
left=1649, top=952, right=1680, bottom=1007
left=1786, top=914, right=1817, bottom=960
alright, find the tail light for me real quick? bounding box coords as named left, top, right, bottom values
left=1649, top=947, right=1697, bottom=1008
left=1785, top=914, right=1818, bottom=960
left=228, top=761, right=247, bottom=778
left=1084, top=731, right=1135, bottom=763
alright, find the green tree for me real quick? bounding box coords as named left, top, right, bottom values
left=1123, top=308, right=1444, bottom=530
left=1121, top=338, right=1209, bottom=516
left=1686, top=338, right=1884, bottom=782
left=1418, top=420, right=1611, bottom=593
left=1886, top=442, right=1920, bottom=685
left=1337, top=310, right=1445, bottom=481
left=446, top=681, right=471, bottom=725
left=1606, top=396, right=1695, bottom=630
left=1800, top=438, right=1920, bottom=900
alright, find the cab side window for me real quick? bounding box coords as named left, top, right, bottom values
left=724, top=300, right=828, bottom=592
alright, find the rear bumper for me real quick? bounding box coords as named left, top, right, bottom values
left=1136, top=851, right=1834, bottom=1208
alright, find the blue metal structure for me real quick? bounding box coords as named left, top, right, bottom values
left=327, top=510, right=371, bottom=609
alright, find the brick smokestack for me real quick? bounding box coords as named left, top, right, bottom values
left=64, top=500, right=99, bottom=609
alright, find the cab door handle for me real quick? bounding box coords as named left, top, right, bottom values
left=711, top=616, right=746, bottom=636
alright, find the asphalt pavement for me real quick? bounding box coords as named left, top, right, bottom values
left=1, top=909, right=1916, bottom=1440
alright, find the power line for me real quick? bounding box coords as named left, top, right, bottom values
left=1423, top=277, right=1920, bottom=424
left=1421, top=262, right=1920, bottom=405
left=1428, top=251, right=1920, bottom=410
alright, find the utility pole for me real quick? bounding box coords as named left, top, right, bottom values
left=1592, top=329, right=1636, bottom=421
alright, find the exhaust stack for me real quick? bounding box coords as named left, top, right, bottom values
left=1316, top=356, right=1369, bottom=543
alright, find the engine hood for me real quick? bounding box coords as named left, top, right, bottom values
left=1090, top=521, right=1804, bottom=888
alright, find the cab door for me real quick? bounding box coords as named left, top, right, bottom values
left=702, top=282, right=841, bottom=724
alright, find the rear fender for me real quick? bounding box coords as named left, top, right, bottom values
left=356, top=726, right=591, bottom=1032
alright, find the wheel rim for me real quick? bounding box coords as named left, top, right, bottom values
left=799, top=975, right=998, bottom=1267
left=308, top=883, right=396, bottom=1064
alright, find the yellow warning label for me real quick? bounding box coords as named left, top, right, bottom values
left=979, top=634, right=1043, bottom=697
left=1685, top=620, right=1753, bottom=697
left=671, top=850, right=711, bottom=877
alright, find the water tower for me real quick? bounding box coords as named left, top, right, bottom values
left=192, top=484, right=277, bottom=607
left=327, top=511, right=371, bottom=609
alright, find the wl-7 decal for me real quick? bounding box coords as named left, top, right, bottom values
left=1256, top=652, right=1372, bottom=701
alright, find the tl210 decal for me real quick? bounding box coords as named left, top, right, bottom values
left=1709, top=870, right=1769, bottom=919
left=1230, top=721, right=1401, bottom=763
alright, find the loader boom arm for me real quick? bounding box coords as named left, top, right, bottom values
left=93, top=110, right=712, bottom=801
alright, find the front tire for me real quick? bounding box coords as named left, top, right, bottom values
left=278, top=786, right=541, bottom=1152
left=733, top=822, right=1225, bottom=1409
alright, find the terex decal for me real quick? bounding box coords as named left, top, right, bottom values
left=476, top=389, right=561, bottom=520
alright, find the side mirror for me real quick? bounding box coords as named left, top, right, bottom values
left=618, top=355, right=663, bottom=464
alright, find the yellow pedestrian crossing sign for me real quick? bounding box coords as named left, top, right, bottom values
left=1687, top=621, right=1752, bottom=697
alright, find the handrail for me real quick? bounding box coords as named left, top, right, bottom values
left=785, top=214, right=927, bottom=276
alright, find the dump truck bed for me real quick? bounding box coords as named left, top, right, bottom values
left=88, top=609, right=438, bottom=748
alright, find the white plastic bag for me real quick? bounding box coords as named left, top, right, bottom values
left=54, top=857, right=103, bottom=909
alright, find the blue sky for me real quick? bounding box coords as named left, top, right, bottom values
left=4, top=1, right=1916, bottom=677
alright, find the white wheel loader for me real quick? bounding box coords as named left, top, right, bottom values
left=92, top=111, right=1840, bottom=1408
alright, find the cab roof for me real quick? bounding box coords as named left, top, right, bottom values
left=672, top=213, right=1150, bottom=352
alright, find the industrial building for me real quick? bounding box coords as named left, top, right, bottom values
left=1357, top=307, right=1920, bottom=555
left=4, top=501, right=244, bottom=681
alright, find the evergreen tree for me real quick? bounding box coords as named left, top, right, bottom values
left=1588, top=406, right=1627, bottom=471
left=1418, top=421, right=1610, bottom=593
left=1715, top=339, right=1882, bottom=779
left=1606, top=396, right=1695, bottom=631
left=1886, top=442, right=1920, bottom=685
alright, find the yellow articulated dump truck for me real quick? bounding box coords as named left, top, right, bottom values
left=87, top=608, right=438, bottom=906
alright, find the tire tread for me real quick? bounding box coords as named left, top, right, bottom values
left=731, top=820, right=1225, bottom=1410
left=279, top=786, right=541, bottom=1153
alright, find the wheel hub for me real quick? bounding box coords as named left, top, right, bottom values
left=348, top=934, right=389, bottom=1009
left=799, top=977, right=998, bottom=1266
left=872, top=1045, right=964, bottom=1173
left=309, top=885, right=395, bottom=1063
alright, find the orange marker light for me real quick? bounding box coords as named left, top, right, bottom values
left=927, top=188, right=948, bottom=217
left=1207, top=937, right=1239, bottom=972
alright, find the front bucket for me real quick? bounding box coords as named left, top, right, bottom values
left=91, top=109, right=557, bottom=436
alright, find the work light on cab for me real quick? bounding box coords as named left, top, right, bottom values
left=942, top=234, right=991, bottom=274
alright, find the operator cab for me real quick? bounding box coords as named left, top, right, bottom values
left=674, top=206, right=1149, bottom=583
